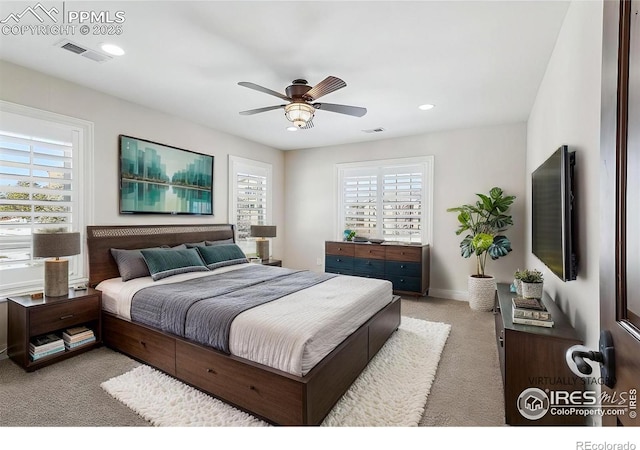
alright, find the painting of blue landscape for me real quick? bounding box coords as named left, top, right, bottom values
left=119, top=135, right=213, bottom=215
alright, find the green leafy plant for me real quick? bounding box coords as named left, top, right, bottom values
left=447, top=187, right=515, bottom=277
left=520, top=269, right=543, bottom=283
left=514, top=268, right=526, bottom=280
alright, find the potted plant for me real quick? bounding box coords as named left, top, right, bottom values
left=447, top=187, right=516, bottom=311
left=520, top=269, right=544, bottom=299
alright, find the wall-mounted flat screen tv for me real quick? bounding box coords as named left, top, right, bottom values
left=531, top=145, right=577, bottom=281
left=119, top=135, right=213, bottom=215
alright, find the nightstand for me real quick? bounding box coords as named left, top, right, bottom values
left=7, top=287, right=102, bottom=371
left=260, top=258, right=282, bottom=267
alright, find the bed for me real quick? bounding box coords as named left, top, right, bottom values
left=87, top=224, right=401, bottom=425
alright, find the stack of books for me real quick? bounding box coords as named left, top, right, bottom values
left=62, top=326, right=96, bottom=350
left=30, top=333, right=65, bottom=361
left=512, top=296, right=554, bottom=327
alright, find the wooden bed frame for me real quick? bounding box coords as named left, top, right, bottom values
left=87, top=224, right=401, bottom=425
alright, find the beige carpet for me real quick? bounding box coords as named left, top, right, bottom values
left=0, top=296, right=505, bottom=427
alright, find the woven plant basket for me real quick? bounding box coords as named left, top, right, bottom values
left=468, top=275, right=496, bottom=311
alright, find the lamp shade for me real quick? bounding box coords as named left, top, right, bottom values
left=250, top=225, right=276, bottom=238
left=33, top=232, right=81, bottom=258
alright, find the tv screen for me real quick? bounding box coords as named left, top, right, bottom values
left=531, top=145, right=577, bottom=281
left=119, top=135, right=213, bottom=215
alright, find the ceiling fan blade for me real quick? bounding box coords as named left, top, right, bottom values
left=304, top=76, right=346, bottom=101
left=238, top=82, right=291, bottom=101
left=313, top=102, right=367, bottom=117
left=239, top=105, right=286, bottom=115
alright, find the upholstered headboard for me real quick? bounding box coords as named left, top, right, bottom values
left=86, top=224, right=235, bottom=287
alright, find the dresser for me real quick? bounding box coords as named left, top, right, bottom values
left=324, top=241, right=430, bottom=296
left=494, top=283, right=584, bottom=425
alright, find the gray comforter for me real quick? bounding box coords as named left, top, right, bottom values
left=130, top=264, right=337, bottom=353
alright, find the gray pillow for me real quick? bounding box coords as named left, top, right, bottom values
left=111, top=247, right=162, bottom=282
left=184, top=241, right=207, bottom=248
left=206, top=238, right=234, bottom=246
left=140, top=248, right=209, bottom=281
left=196, top=244, right=248, bottom=270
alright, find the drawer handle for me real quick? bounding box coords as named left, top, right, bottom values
left=60, top=314, right=74, bottom=320
left=139, top=340, right=146, bottom=347
left=499, top=331, right=504, bottom=348
left=400, top=279, right=405, bottom=283
left=338, top=247, right=342, bottom=250
left=249, top=385, right=256, bottom=391
left=337, top=258, right=341, bottom=262
left=400, top=265, right=405, bottom=269
left=206, top=368, right=217, bottom=374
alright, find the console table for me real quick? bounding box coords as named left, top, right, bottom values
left=324, top=241, right=429, bottom=296
left=494, top=283, right=585, bottom=425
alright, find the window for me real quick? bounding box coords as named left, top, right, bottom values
left=0, top=102, right=93, bottom=297
left=228, top=156, right=272, bottom=256
left=337, top=156, right=433, bottom=244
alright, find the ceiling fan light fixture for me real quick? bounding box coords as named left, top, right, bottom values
left=285, top=103, right=315, bottom=127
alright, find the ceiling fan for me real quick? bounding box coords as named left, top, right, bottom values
left=238, top=76, right=367, bottom=129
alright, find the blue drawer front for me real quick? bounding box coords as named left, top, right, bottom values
left=325, top=268, right=354, bottom=276
left=385, top=261, right=421, bottom=277
left=353, top=259, right=385, bottom=276
left=325, top=255, right=354, bottom=271
left=386, top=275, right=421, bottom=293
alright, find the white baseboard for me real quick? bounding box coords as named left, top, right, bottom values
left=428, top=288, right=469, bottom=302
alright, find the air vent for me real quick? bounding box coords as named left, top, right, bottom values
left=363, top=127, right=385, bottom=134
left=55, top=40, right=112, bottom=63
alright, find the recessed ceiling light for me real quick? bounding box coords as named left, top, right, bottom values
left=286, top=126, right=298, bottom=132
left=100, top=43, right=125, bottom=56
left=418, top=104, right=435, bottom=111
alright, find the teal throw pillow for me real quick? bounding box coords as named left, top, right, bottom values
left=140, top=248, right=209, bottom=281
left=197, top=244, right=248, bottom=270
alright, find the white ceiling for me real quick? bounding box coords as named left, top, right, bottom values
left=0, top=1, right=570, bottom=150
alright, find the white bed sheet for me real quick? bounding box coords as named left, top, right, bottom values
left=96, top=265, right=393, bottom=376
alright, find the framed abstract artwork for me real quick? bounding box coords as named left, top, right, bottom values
left=119, top=135, right=213, bottom=215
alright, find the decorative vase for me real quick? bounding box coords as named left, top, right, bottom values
left=514, top=279, right=522, bottom=296
left=521, top=281, right=543, bottom=299
left=468, top=275, right=497, bottom=311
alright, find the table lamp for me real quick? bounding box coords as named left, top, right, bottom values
left=33, top=231, right=81, bottom=297
left=250, top=225, right=276, bottom=260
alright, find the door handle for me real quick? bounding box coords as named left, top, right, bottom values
left=566, top=330, right=616, bottom=388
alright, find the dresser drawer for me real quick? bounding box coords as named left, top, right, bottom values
left=353, top=258, right=385, bottom=275
left=385, top=246, right=422, bottom=262
left=103, top=313, right=176, bottom=375
left=354, top=245, right=386, bottom=260
left=385, top=261, right=421, bottom=277
left=30, top=296, right=100, bottom=336
left=325, top=255, right=354, bottom=272
left=386, top=275, right=422, bottom=294
left=176, top=340, right=304, bottom=425
left=325, top=242, right=355, bottom=257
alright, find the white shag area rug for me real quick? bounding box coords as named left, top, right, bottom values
left=101, top=316, right=451, bottom=426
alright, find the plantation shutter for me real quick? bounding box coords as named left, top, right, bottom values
left=229, top=156, right=273, bottom=256
left=381, top=167, right=423, bottom=242
left=343, top=171, right=378, bottom=238
left=338, top=158, right=431, bottom=244
left=235, top=171, right=268, bottom=241
left=0, top=131, right=75, bottom=269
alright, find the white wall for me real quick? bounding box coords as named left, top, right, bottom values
left=0, top=60, right=285, bottom=358
left=526, top=0, right=602, bottom=365
left=284, top=123, right=527, bottom=300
